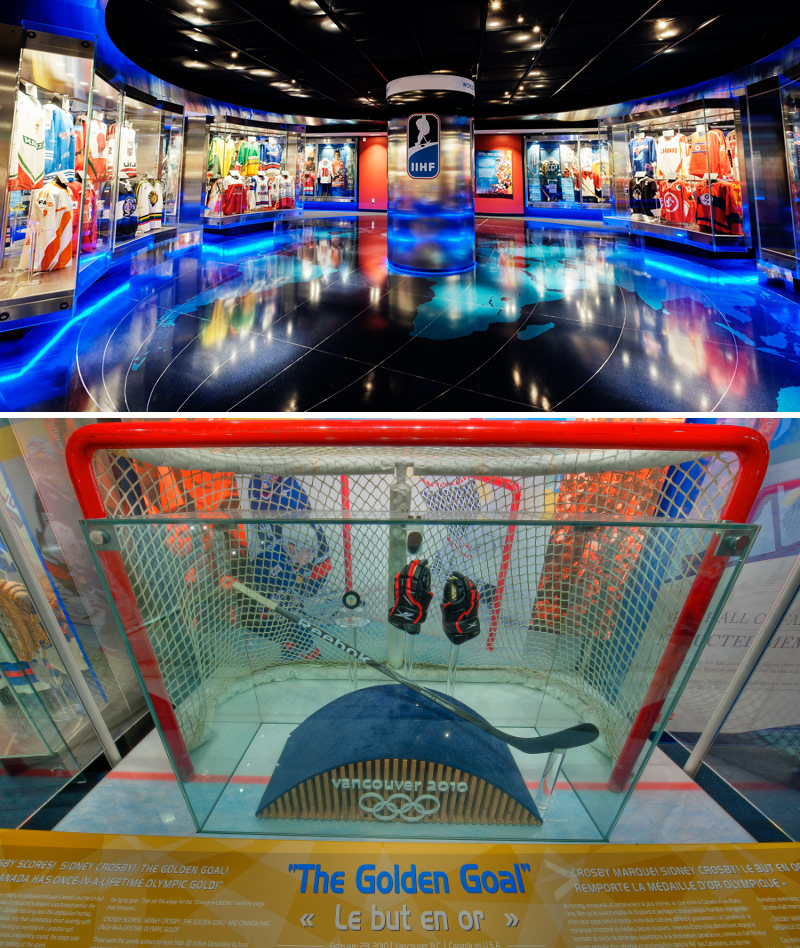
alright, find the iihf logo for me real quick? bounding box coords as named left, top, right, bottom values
left=407, top=113, right=440, bottom=179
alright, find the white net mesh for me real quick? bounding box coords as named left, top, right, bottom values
left=89, top=443, right=741, bottom=758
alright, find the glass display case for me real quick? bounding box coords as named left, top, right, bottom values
left=76, top=73, right=122, bottom=287
left=603, top=99, right=750, bottom=251
left=524, top=132, right=610, bottom=209
left=110, top=93, right=182, bottom=253
left=0, top=27, right=96, bottom=322
left=70, top=422, right=765, bottom=841
left=303, top=136, right=357, bottom=205
left=204, top=119, right=304, bottom=229
left=160, top=106, right=184, bottom=227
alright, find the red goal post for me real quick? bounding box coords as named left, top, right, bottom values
left=66, top=419, right=769, bottom=790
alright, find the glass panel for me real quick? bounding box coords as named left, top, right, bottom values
left=6, top=418, right=148, bottom=742
left=702, top=574, right=800, bottom=841
left=615, top=100, right=748, bottom=249
left=79, top=73, right=120, bottom=274
left=780, top=77, right=800, bottom=273
left=524, top=132, right=610, bottom=210
left=304, top=137, right=357, bottom=203
left=160, top=109, right=184, bottom=227
left=205, top=121, right=297, bottom=221
left=0, top=514, right=83, bottom=827
left=0, top=32, right=95, bottom=308
left=85, top=513, right=756, bottom=840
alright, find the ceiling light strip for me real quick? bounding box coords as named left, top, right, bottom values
left=550, top=0, right=664, bottom=99
left=608, top=15, right=722, bottom=86
left=508, top=0, right=578, bottom=103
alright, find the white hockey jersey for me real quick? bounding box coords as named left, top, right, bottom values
left=20, top=179, right=73, bottom=271
left=12, top=92, right=46, bottom=190
left=655, top=134, right=688, bottom=179
left=317, top=158, right=332, bottom=184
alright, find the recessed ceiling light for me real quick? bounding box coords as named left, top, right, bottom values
left=183, top=59, right=209, bottom=68
left=514, top=32, right=531, bottom=42
left=231, top=50, right=238, bottom=58
left=659, top=28, right=677, bottom=37
left=250, top=68, right=275, bottom=77
left=272, top=81, right=291, bottom=88
left=517, top=14, right=523, bottom=22
left=490, top=0, right=501, bottom=8
left=504, top=90, right=510, bottom=96
left=533, top=24, right=541, bottom=32
left=487, top=17, right=503, bottom=29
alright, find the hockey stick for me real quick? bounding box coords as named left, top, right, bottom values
left=227, top=578, right=599, bottom=755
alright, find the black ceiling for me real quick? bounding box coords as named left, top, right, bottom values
left=105, top=0, right=800, bottom=120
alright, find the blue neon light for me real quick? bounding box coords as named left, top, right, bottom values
left=642, top=256, right=759, bottom=286
left=0, top=281, right=132, bottom=385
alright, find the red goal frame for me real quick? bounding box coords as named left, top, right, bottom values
left=66, top=419, right=768, bottom=790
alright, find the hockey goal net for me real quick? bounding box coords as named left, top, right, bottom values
left=66, top=421, right=768, bottom=791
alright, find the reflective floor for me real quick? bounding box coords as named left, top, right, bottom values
left=3, top=215, right=800, bottom=411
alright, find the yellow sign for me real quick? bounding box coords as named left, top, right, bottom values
left=0, top=830, right=798, bottom=947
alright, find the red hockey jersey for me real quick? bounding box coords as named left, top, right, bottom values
left=687, top=128, right=731, bottom=178
left=695, top=180, right=743, bottom=235
left=221, top=176, right=246, bottom=216
left=657, top=180, right=695, bottom=225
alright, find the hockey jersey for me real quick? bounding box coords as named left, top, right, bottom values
left=75, top=117, right=108, bottom=185
left=655, top=134, right=687, bottom=179
left=688, top=128, right=731, bottom=178
left=580, top=169, right=600, bottom=199
left=236, top=140, right=260, bottom=177
left=108, top=124, right=137, bottom=177
left=629, top=136, right=657, bottom=175
left=250, top=173, right=271, bottom=210
left=206, top=178, right=223, bottom=216
left=278, top=174, right=294, bottom=209
left=135, top=179, right=163, bottom=233
left=331, top=158, right=345, bottom=189
left=629, top=176, right=659, bottom=217
left=657, top=179, right=695, bottom=225
left=317, top=158, right=332, bottom=184
left=11, top=92, right=45, bottom=190
left=43, top=105, right=75, bottom=182
left=262, top=141, right=283, bottom=173
left=114, top=176, right=139, bottom=240
left=208, top=136, right=237, bottom=179
left=67, top=179, right=98, bottom=253
left=695, top=180, right=743, bottom=235
left=304, top=169, right=315, bottom=194
left=221, top=173, right=246, bottom=215
left=20, top=179, right=72, bottom=271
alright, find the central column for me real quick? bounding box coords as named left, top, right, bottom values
left=386, top=74, right=475, bottom=274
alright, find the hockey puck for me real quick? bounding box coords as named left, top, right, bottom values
left=407, top=530, right=423, bottom=554
left=342, top=591, right=361, bottom=610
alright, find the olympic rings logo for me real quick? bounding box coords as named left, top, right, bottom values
left=358, top=792, right=441, bottom=822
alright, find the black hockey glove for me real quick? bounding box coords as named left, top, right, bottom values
left=388, top=559, right=433, bottom=634
left=441, top=572, right=481, bottom=644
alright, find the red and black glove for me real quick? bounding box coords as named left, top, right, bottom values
left=388, top=559, right=433, bottom=634
left=441, top=572, right=481, bottom=644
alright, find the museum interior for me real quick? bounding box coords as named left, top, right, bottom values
left=0, top=1, right=800, bottom=411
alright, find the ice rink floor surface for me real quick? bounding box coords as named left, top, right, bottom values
left=4, top=215, right=800, bottom=411
left=54, top=679, right=753, bottom=845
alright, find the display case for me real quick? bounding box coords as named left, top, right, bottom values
left=0, top=26, right=96, bottom=322
left=603, top=99, right=750, bottom=251
left=76, top=73, right=122, bottom=289
left=110, top=92, right=182, bottom=254
left=69, top=421, right=766, bottom=840
left=160, top=106, right=184, bottom=227
left=303, top=135, right=357, bottom=205
left=204, top=119, right=304, bottom=230
left=524, top=132, right=610, bottom=210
